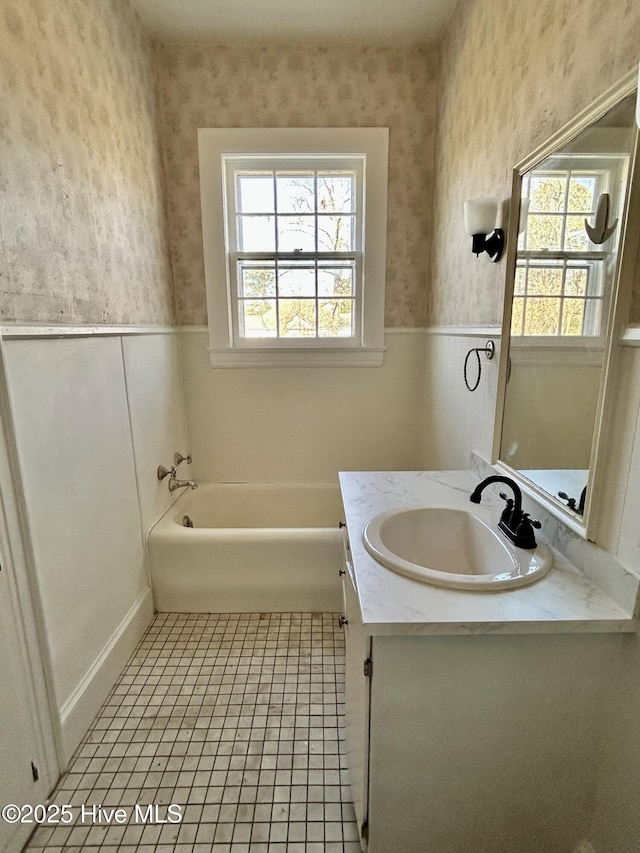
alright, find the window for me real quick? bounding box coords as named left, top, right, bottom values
left=512, top=156, right=626, bottom=338
left=226, top=159, right=361, bottom=342
left=198, top=129, right=389, bottom=367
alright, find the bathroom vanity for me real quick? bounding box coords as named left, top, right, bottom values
left=338, top=470, right=637, bottom=853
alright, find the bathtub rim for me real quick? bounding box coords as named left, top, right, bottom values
left=147, top=480, right=346, bottom=541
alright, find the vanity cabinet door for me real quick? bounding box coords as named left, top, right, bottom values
left=341, top=551, right=371, bottom=851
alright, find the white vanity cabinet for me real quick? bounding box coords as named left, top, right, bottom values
left=340, top=535, right=371, bottom=841
left=338, top=471, right=637, bottom=853
left=341, top=564, right=628, bottom=853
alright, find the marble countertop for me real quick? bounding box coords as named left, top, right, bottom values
left=339, top=470, right=637, bottom=636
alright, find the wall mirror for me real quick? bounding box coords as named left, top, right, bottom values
left=494, top=71, right=639, bottom=538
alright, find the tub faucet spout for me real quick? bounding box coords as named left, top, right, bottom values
left=169, top=477, right=198, bottom=492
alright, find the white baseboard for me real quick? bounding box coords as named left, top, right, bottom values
left=58, top=588, right=154, bottom=763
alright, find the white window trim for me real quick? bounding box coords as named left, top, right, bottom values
left=198, top=128, right=389, bottom=368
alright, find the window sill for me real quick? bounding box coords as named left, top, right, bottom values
left=207, top=346, right=386, bottom=368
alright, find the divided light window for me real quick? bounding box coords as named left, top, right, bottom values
left=198, top=128, right=388, bottom=368
left=512, top=158, right=625, bottom=338
left=223, top=157, right=363, bottom=345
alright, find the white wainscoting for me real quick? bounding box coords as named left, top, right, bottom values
left=421, top=327, right=501, bottom=469
left=2, top=328, right=187, bottom=762
left=179, top=328, right=428, bottom=484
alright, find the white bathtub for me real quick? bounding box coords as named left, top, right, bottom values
left=148, top=483, right=345, bottom=612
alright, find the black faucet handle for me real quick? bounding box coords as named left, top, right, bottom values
left=558, top=491, right=578, bottom=510
left=513, top=514, right=541, bottom=549
left=498, top=493, right=514, bottom=524
left=501, top=493, right=541, bottom=531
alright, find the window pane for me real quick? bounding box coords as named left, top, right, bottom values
left=561, top=298, right=586, bottom=335
left=523, top=297, right=561, bottom=335
left=317, top=173, right=355, bottom=212
left=276, top=174, right=315, bottom=214
left=514, top=265, right=526, bottom=296
left=525, top=214, right=562, bottom=251
left=319, top=299, right=354, bottom=337
left=318, top=264, right=354, bottom=297
left=568, top=176, right=596, bottom=213
left=277, top=215, right=315, bottom=251
left=572, top=259, right=603, bottom=296
left=318, top=215, right=355, bottom=251
left=511, top=297, right=524, bottom=335
left=529, top=175, right=566, bottom=212
left=237, top=174, right=274, bottom=214
left=239, top=299, right=277, bottom=337
left=278, top=263, right=316, bottom=297
left=565, top=267, right=588, bottom=297
left=582, top=298, right=603, bottom=336
left=527, top=265, right=562, bottom=295
left=564, top=215, right=590, bottom=251
left=238, top=263, right=276, bottom=298
left=237, top=215, right=275, bottom=251
left=278, top=299, right=317, bottom=337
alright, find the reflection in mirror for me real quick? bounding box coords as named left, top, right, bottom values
left=498, top=82, right=637, bottom=532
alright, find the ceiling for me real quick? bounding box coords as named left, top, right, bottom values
left=129, top=0, right=459, bottom=46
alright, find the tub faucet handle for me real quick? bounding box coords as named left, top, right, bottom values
left=157, top=464, right=177, bottom=481
left=174, top=451, right=192, bottom=467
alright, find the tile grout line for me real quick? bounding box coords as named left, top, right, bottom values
left=26, top=612, right=360, bottom=853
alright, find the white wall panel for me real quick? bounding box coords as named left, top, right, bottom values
left=2, top=337, right=147, bottom=719
left=122, top=334, right=189, bottom=534
left=180, top=329, right=426, bottom=484
left=421, top=331, right=499, bottom=469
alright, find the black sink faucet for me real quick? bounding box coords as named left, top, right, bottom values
left=470, top=475, right=541, bottom=550
left=558, top=485, right=587, bottom=516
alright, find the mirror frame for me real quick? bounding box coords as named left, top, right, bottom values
left=492, top=69, right=640, bottom=540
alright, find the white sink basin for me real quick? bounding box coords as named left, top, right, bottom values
left=362, top=507, right=552, bottom=591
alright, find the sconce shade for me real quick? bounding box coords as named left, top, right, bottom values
left=464, top=198, right=499, bottom=236
left=463, top=197, right=504, bottom=262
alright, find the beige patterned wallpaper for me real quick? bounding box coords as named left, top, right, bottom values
left=431, top=0, right=640, bottom=327
left=0, top=0, right=174, bottom=325
left=154, top=44, right=438, bottom=328
left=4, top=0, right=637, bottom=329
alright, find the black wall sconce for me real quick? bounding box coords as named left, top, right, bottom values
left=463, top=198, right=505, bottom=263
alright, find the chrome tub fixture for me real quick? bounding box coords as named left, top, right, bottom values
left=157, top=464, right=177, bottom=481
left=169, top=477, right=198, bottom=492
left=158, top=459, right=198, bottom=492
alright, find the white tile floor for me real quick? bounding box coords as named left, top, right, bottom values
left=25, top=612, right=361, bottom=852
